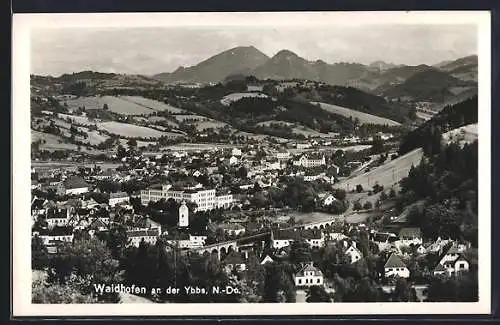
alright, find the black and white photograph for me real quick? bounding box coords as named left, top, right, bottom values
left=12, top=11, right=491, bottom=316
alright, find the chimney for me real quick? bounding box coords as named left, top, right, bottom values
left=343, top=241, right=348, bottom=248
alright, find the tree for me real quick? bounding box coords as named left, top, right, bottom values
left=127, top=138, right=138, bottom=148
left=389, top=188, right=396, bottom=198
left=356, top=184, right=364, bottom=193
left=47, top=238, right=123, bottom=302
left=353, top=201, right=362, bottom=211
left=32, top=275, right=97, bottom=303
left=103, top=103, right=109, bottom=110
left=289, top=239, right=312, bottom=266
left=363, top=201, right=373, bottom=210
left=32, top=235, right=49, bottom=270
left=306, top=285, right=332, bottom=302
left=392, top=277, right=416, bottom=302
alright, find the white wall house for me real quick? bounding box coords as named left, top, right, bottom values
left=108, top=192, right=130, bottom=207
left=293, top=154, right=326, bottom=168
left=384, top=253, right=410, bottom=278
left=141, top=185, right=233, bottom=212
left=127, top=229, right=159, bottom=247
left=57, top=176, right=89, bottom=196
left=344, top=243, right=363, bottom=264
left=294, top=264, right=324, bottom=287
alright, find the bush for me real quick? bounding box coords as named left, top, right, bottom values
left=356, top=184, right=364, bottom=193
left=353, top=201, right=362, bottom=211
left=389, top=188, right=396, bottom=198
left=363, top=201, right=373, bottom=210
left=380, top=191, right=388, bottom=201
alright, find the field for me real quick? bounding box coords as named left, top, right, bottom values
left=62, top=96, right=154, bottom=115
left=334, top=148, right=424, bottom=191
left=173, top=114, right=209, bottom=122
left=442, top=123, right=478, bottom=145
left=195, top=120, right=231, bottom=131
left=56, top=114, right=94, bottom=126
left=118, top=138, right=157, bottom=148
left=313, top=102, right=401, bottom=126
left=32, top=131, right=79, bottom=151
left=220, top=92, right=269, bottom=106
left=292, top=126, right=332, bottom=138
left=97, top=121, right=173, bottom=139
left=256, top=120, right=295, bottom=127
left=120, top=96, right=185, bottom=114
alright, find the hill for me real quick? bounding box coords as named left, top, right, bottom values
left=153, top=46, right=270, bottom=84
left=398, top=96, right=478, bottom=155
left=442, top=123, right=478, bottom=146
left=313, top=102, right=401, bottom=126
left=334, top=148, right=425, bottom=191
left=379, top=68, right=477, bottom=102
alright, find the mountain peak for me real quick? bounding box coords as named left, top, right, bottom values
left=273, top=49, right=301, bottom=59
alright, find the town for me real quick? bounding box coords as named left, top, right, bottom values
left=30, top=50, right=479, bottom=304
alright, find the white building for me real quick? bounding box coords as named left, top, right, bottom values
left=323, top=194, right=338, bottom=206
left=384, top=253, right=410, bottom=279
left=344, top=242, right=363, bottom=264
left=178, top=201, right=189, bottom=227
left=231, top=148, right=242, bottom=156
left=294, top=264, right=324, bottom=287
left=229, top=156, right=239, bottom=165
left=57, top=176, right=89, bottom=196
left=188, top=234, right=207, bottom=248
left=219, top=223, right=246, bottom=237
left=140, top=185, right=233, bottom=212
left=395, top=227, right=423, bottom=248
left=293, top=154, right=326, bottom=168
left=45, top=208, right=70, bottom=227
left=109, top=192, right=130, bottom=207
left=276, top=151, right=291, bottom=160
left=127, top=229, right=159, bottom=247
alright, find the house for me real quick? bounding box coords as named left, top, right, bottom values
left=222, top=251, right=246, bottom=273
left=108, top=192, right=130, bottom=207
left=260, top=254, right=275, bottom=265
left=228, top=156, right=239, bottom=166
left=57, top=176, right=89, bottom=195
left=323, top=194, right=338, bottom=206
left=415, top=244, right=427, bottom=255
left=218, top=223, right=246, bottom=237
left=433, top=254, right=470, bottom=276
left=231, top=148, right=242, bottom=156
left=45, top=208, right=70, bottom=227
left=294, top=263, right=324, bottom=287
left=275, top=151, right=290, bottom=161
left=37, top=226, right=74, bottom=245
left=188, top=234, right=207, bottom=248
left=384, top=253, right=410, bottom=278
left=134, top=217, right=162, bottom=236
left=344, top=241, right=363, bottom=264
left=292, top=153, right=326, bottom=168
left=396, top=227, right=423, bottom=247
left=94, top=168, right=114, bottom=181
left=126, top=229, right=159, bottom=247
left=433, top=243, right=471, bottom=276
left=271, top=229, right=323, bottom=249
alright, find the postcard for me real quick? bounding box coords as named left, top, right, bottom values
left=12, top=11, right=491, bottom=316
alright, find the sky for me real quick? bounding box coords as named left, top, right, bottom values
left=31, top=25, right=477, bottom=76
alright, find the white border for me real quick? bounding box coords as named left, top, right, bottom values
left=12, top=11, right=491, bottom=317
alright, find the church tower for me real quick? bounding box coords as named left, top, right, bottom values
left=178, top=201, right=189, bottom=228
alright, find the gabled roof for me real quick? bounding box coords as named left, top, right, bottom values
left=384, top=253, right=407, bottom=268
left=295, top=264, right=323, bottom=277
left=434, top=263, right=447, bottom=272
left=110, top=192, right=129, bottom=199
left=63, top=176, right=89, bottom=189
left=127, top=229, right=159, bottom=237
left=399, top=227, right=422, bottom=239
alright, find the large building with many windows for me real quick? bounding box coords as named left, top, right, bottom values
left=140, top=184, right=233, bottom=212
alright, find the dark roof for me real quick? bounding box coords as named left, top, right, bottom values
left=434, top=263, right=447, bottom=272
left=31, top=198, right=45, bottom=210
left=127, top=229, right=159, bottom=237
left=110, top=192, right=129, bottom=199
left=46, top=208, right=67, bottom=219
left=295, top=264, right=323, bottom=277
left=136, top=217, right=161, bottom=229
left=223, top=251, right=245, bottom=265
left=63, top=176, right=89, bottom=189
left=384, top=253, right=407, bottom=268
left=38, top=226, right=73, bottom=236
left=399, top=227, right=422, bottom=239
left=273, top=229, right=322, bottom=240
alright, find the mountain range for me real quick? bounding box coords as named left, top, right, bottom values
left=152, top=46, right=478, bottom=96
